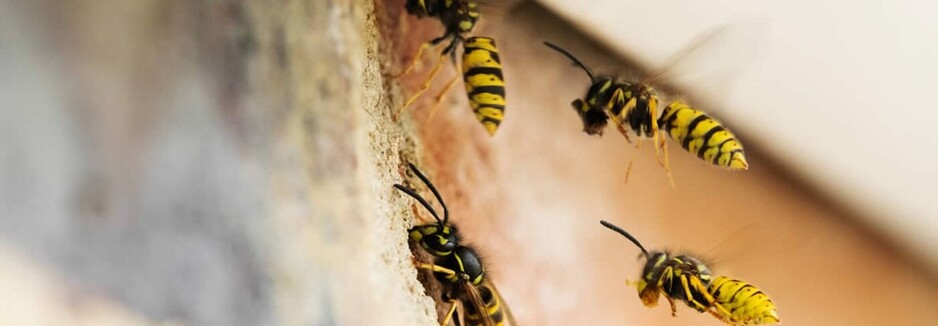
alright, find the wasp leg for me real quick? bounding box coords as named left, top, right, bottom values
left=618, top=96, right=638, bottom=143
left=679, top=274, right=711, bottom=312
left=392, top=32, right=451, bottom=79
left=664, top=294, right=678, bottom=317
left=415, top=262, right=458, bottom=278
left=689, top=276, right=731, bottom=317
left=648, top=102, right=676, bottom=188
left=658, top=267, right=679, bottom=316
left=392, top=41, right=433, bottom=78
left=707, top=308, right=735, bottom=325
left=440, top=298, right=459, bottom=326
left=606, top=88, right=635, bottom=143
left=623, top=160, right=634, bottom=184
left=659, top=132, right=676, bottom=188
left=649, top=102, right=660, bottom=159
left=681, top=274, right=736, bottom=325
left=688, top=278, right=734, bottom=324
left=394, top=53, right=449, bottom=120
left=615, top=124, right=633, bottom=143
left=425, top=75, right=459, bottom=125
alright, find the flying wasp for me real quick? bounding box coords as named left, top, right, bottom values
left=543, top=39, right=748, bottom=186
left=394, top=1, right=507, bottom=136
left=395, top=163, right=515, bottom=326
left=599, top=220, right=780, bottom=325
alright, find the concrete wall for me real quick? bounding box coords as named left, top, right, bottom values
left=0, top=0, right=433, bottom=324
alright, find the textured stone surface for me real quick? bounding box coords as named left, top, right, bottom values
left=0, top=0, right=434, bottom=324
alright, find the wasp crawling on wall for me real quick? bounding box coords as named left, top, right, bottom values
left=394, top=1, right=507, bottom=136
left=543, top=40, right=748, bottom=186
left=395, top=163, right=515, bottom=325
left=599, top=220, right=779, bottom=325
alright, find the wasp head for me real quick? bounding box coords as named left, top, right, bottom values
left=571, top=98, right=609, bottom=135
left=409, top=223, right=459, bottom=257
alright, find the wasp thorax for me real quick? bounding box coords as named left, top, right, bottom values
left=674, top=254, right=713, bottom=283
left=459, top=3, right=480, bottom=24
left=433, top=0, right=477, bottom=34
left=635, top=84, right=656, bottom=99
left=438, top=246, right=485, bottom=285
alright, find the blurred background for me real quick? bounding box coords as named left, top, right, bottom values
left=1, top=0, right=937, bottom=325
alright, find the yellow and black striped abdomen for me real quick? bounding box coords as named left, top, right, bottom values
left=708, top=276, right=780, bottom=325
left=659, top=102, right=748, bottom=170
left=462, top=37, right=506, bottom=136
left=464, top=283, right=510, bottom=326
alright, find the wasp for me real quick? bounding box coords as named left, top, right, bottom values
left=394, top=1, right=507, bottom=136
left=599, top=220, right=780, bottom=325
left=395, top=163, right=515, bottom=325
left=543, top=41, right=748, bottom=186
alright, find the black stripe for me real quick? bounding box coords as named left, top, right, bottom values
left=682, top=115, right=709, bottom=150
left=731, top=290, right=766, bottom=314
left=466, top=47, right=501, bottom=62
left=696, top=126, right=725, bottom=159
left=469, top=85, right=505, bottom=97
left=659, top=110, right=674, bottom=130
left=729, top=283, right=752, bottom=304
left=712, top=279, right=731, bottom=297
left=723, top=149, right=743, bottom=167
left=464, top=67, right=504, bottom=79
left=480, top=116, right=502, bottom=124
left=474, top=104, right=505, bottom=111
left=745, top=290, right=767, bottom=303
left=659, top=106, right=686, bottom=130
left=712, top=138, right=733, bottom=165
left=488, top=52, right=501, bottom=64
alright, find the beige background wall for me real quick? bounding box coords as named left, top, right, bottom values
left=386, top=1, right=938, bottom=325
left=538, top=0, right=938, bottom=271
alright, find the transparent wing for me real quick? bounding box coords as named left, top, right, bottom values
left=643, top=23, right=766, bottom=94
left=461, top=281, right=497, bottom=326
left=471, top=0, right=526, bottom=24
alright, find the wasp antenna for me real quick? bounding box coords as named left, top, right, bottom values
left=394, top=184, right=443, bottom=225
left=407, top=163, right=450, bottom=225
left=543, top=41, right=595, bottom=81
left=600, top=220, right=651, bottom=259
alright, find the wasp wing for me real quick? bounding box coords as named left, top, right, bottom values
left=460, top=281, right=497, bottom=326
left=472, top=0, right=524, bottom=20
